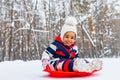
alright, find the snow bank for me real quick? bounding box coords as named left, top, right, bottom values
left=0, top=58, right=120, bottom=80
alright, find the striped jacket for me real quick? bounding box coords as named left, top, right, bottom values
left=42, top=36, right=80, bottom=71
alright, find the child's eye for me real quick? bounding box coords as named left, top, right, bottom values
left=71, top=37, right=74, bottom=39
left=66, top=35, right=69, bottom=38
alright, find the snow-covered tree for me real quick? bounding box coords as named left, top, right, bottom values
left=0, top=0, right=119, bottom=61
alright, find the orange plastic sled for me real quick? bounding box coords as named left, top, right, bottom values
left=43, top=65, right=101, bottom=77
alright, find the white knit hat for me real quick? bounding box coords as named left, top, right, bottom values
left=60, top=16, right=77, bottom=42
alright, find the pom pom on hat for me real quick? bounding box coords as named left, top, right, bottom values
left=65, top=16, right=77, bottom=26
left=60, top=16, right=77, bottom=42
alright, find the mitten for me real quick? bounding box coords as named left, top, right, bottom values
left=42, top=59, right=49, bottom=69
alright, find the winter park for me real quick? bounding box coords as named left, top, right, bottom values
left=0, top=0, right=120, bottom=80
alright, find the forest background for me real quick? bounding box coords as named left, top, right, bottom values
left=0, top=0, right=120, bottom=61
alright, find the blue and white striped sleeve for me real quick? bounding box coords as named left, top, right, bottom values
left=72, top=46, right=80, bottom=58
left=41, top=43, right=57, bottom=60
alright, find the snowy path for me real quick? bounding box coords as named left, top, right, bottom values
left=0, top=58, right=120, bottom=80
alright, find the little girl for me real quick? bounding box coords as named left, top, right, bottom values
left=41, top=16, right=102, bottom=72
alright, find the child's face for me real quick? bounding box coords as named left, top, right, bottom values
left=63, top=31, right=76, bottom=46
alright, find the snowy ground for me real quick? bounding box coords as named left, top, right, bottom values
left=0, top=58, right=120, bottom=80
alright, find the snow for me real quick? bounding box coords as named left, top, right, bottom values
left=0, top=58, right=120, bottom=80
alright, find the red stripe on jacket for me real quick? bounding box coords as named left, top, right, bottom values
left=63, top=60, right=71, bottom=71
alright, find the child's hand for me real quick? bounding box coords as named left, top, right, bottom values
left=42, top=59, right=49, bottom=69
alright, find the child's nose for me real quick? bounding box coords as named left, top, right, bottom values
left=68, top=38, right=72, bottom=41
